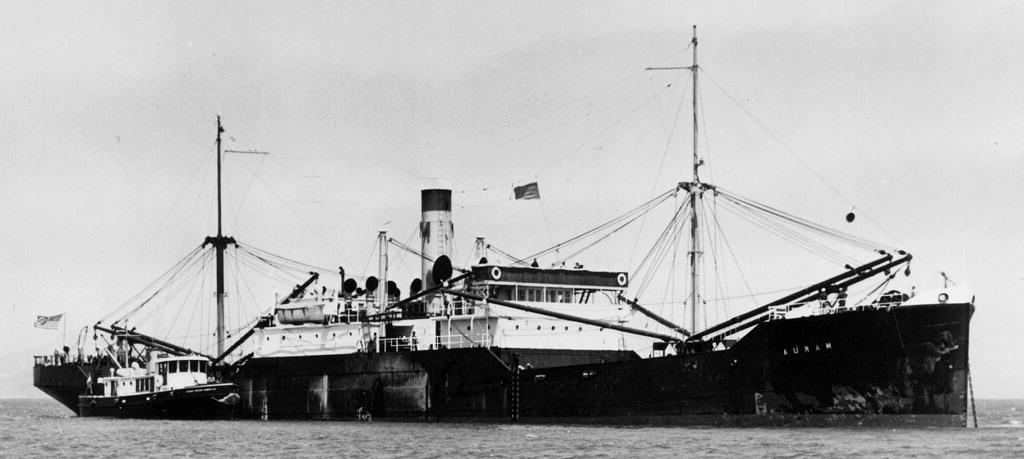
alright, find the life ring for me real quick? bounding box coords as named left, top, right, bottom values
left=616, top=273, right=628, bottom=287
left=491, top=267, right=502, bottom=280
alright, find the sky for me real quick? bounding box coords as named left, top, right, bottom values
left=2, top=1, right=1023, bottom=399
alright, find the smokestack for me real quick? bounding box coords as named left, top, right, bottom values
left=420, top=187, right=453, bottom=292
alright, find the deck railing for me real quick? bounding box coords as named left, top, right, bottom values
left=374, top=332, right=492, bottom=353
left=767, top=300, right=901, bottom=321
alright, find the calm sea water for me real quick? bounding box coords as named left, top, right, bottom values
left=0, top=399, right=1022, bottom=458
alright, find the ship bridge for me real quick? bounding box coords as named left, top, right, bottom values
left=468, top=265, right=628, bottom=305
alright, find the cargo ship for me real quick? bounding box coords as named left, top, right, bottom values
left=34, top=28, right=974, bottom=426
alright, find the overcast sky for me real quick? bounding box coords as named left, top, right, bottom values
left=3, top=1, right=1022, bottom=399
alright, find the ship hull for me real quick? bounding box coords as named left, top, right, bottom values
left=33, top=361, right=112, bottom=413
left=77, top=382, right=238, bottom=419
left=230, top=302, right=972, bottom=426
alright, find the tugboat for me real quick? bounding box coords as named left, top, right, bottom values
left=78, top=351, right=237, bottom=419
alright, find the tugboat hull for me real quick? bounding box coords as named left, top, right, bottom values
left=78, top=382, right=238, bottom=419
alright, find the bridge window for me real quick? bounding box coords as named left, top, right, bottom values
left=516, top=287, right=543, bottom=302
left=488, top=286, right=512, bottom=300
left=545, top=288, right=573, bottom=303
left=190, top=360, right=199, bottom=372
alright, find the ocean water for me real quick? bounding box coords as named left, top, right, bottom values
left=1, top=399, right=1022, bottom=458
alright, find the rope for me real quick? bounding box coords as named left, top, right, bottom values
left=718, top=188, right=889, bottom=252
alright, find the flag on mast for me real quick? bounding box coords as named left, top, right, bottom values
left=34, top=314, right=63, bottom=330
left=513, top=182, right=540, bottom=200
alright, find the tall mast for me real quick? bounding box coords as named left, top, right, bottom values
left=204, top=116, right=235, bottom=357
left=687, top=26, right=701, bottom=334
left=215, top=116, right=226, bottom=357
left=645, top=26, right=706, bottom=334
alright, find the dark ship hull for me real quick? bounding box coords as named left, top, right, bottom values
left=77, top=382, right=238, bottom=419
left=33, top=360, right=113, bottom=413
left=229, top=301, right=972, bottom=426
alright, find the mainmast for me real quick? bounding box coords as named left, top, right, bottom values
left=204, top=116, right=236, bottom=357
left=645, top=26, right=706, bottom=334
left=687, top=26, right=702, bottom=334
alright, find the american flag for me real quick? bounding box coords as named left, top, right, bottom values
left=34, top=314, right=62, bottom=330
left=513, top=182, right=540, bottom=200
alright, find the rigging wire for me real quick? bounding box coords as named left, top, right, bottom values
left=239, top=243, right=339, bottom=275
left=715, top=199, right=852, bottom=266
left=389, top=237, right=433, bottom=264
left=130, top=248, right=215, bottom=327
left=120, top=150, right=214, bottom=287
left=698, top=68, right=936, bottom=273
left=426, top=68, right=651, bottom=164
left=706, top=195, right=758, bottom=311
left=632, top=199, right=691, bottom=296
left=460, top=75, right=684, bottom=196
left=530, top=81, right=681, bottom=184
left=514, top=187, right=676, bottom=265
left=628, top=77, right=691, bottom=270
left=100, top=245, right=207, bottom=324
left=700, top=68, right=859, bottom=209
left=485, top=244, right=524, bottom=265
left=245, top=167, right=351, bottom=268
left=718, top=188, right=889, bottom=251
left=229, top=153, right=269, bottom=231
left=696, top=70, right=715, bottom=185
